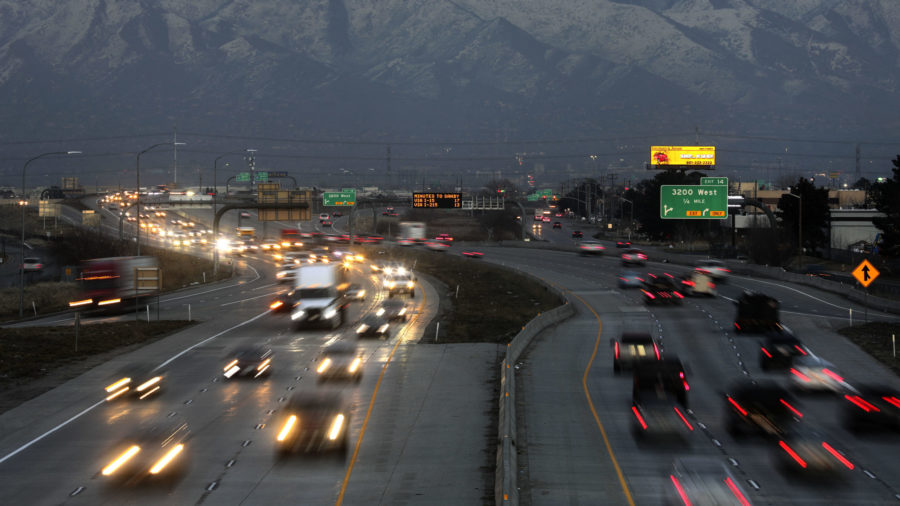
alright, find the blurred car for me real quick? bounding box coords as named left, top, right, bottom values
left=378, top=299, right=409, bottom=322
left=678, top=271, right=716, bottom=297
left=397, top=238, right=416, bottom=246
left=104, top=364, right=164, bottom=402
left=542, top=216, right=551, bottom=223
left=790, top=355, right=851, bottom=393
left=611, top=332, right=660, bottom=374
left=734, top=291, right=782, bottom=334
left=571, top=230, right=583, bottom=238
left=343, top=283, right=366, bottom=301
left=260, top=240, right=281, bottom=251
left=667, top=457, right=754, bottom=506
left=275, top=392, right=350, bottom=455
left=316, top=342, right=363, bottom=383
left=22, top=257, right=44, bottom=272
left=842, top=384, right=900, bottom=432
left=383, top=270, right=416, bottom=297
left=631, top=358, right=693, bottom=438
left=332, top=211, right=343, bottom=217
left=424, top=240, right=449, bottom=252
left=552, top=221, right=562, bottom=229
left=578, top=241, right=605, bottom=256
left=321, top=220, right=333, bottom=227
left=240, top=211, right=251, bottom=218
left=223, top=345, right=273, bottom=379
left=616, top=240, right=631, bottom=248
left=461, top=250, right=484, bottom=258
left=356, top=314, right=390, bottom=338
left=100, top=420, right=190, bottom=485
left=269, top=290, right=298, bottom=312
left=725, top=380, right=802, bottom=438
left=621, top=248, right=647, bottom=266
left=318, top=213, right=330, bottom=222
left=276, top=266, right=298, bottom=284
left=695, top=259, right=730, bottom=281
left=617, top=270, right=644, bottom=289
left=435, top=233, right=453, bottom=242
left=776, top=426, right=855, bottom=475
left=759, top=332, right=809, bottom=370
left=641, top=273, right=684, bottom=305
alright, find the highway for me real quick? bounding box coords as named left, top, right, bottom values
left=480, top=242, right=900, bottom=505
left=0, top=243, right=498, bottom=505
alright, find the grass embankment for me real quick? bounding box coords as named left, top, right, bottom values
left=362, top=246, right=563, bottom=343
left=0, top=320, right=193, bottom=414
left=838, top=322, right=900, bottom=377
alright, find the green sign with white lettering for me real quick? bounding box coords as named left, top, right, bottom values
left=660, top=185, right=728, bottom=219
left=236, top=172, right=250, bottom=182
left=254, top=171, right=268, bottom=182
left=700, top=177, right=728, bottom=186
left=323, top=190, right=356, bottom=206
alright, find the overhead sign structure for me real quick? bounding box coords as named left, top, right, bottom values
left=412, top=192, right=462, bottom=209
left=852, top=259, right=879, bottom=288
left=651, top=146, right=716, bottom=167
left=660, top=185, right=727, bottom=219
left=323, top=190, right=356, bottom=207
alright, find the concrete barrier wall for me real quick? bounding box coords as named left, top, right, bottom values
left=495, top=280, right=575, bottom=506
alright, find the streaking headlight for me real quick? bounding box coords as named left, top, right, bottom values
left=149, top=444, right=184, bottom=474
left=136, top=376, right=161, bottom=392
left=376, top=308, right=385, bottom=316
left=270, top=300, right=284, bottom=310
left=348, top=358, right=361, bottom=373
left=317, top=358, right=332, bottom=374
left=277, top=415, right=297, bottom=442
left=357, top=290, right=366, bottom=298
left=357, top=324, right=369, bottom=333
left=323, top=307, right=337, bottom=319
left=106, top=377, right=131, bottom=393
left=102, top=445, right=141, bottom=476
left=398, top=308, right=407, bottom=315
left=406, top=281, right=414, bottom=288
left=378, top=324, right=389, bottom=333
left=328, top=414, right=345, bottom=441
left=290, top=310, right=305, bottom=321
left=276, top=271, right=286, bottom=279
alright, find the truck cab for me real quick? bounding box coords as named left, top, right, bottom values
left=290, top=264, right=348, bottom=329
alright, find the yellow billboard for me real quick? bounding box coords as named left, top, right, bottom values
left=650, top=146, right=716, bottom=166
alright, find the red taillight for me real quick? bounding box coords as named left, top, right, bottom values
left=882, top=396, right=900, bottom=409
left=779, top=440, right=807, bottom=468
left=724, top=477, right=751, bottom=506
left=790, top=368, right=812, bottom=382
left=780, top=398, right=803, bottom=418
left=614, top=341, right=619, bottom=360
left=653, top=342, right=661, bottom=360
left=638, top=254, right=647, bottom=259
left=632, top=406, right=647, bottom=430
left=728, top=396, right=748, bottom=416
left=682, top=280, right=695, bottom=287
left=822, top=442, right=854, bottom=469
left=670, top=475, right=692, bottom=506
left=680, top=371, right=689, bottom=391
left=845, top=395, right=880, bottom=412
left=822, top=369, right=844, bottom=383
left=664, top=272, right=674, bottom=278
left=760, top=347, right=773, bottom=358
left=674, top=406, right=693, bottom=430
left=794, top=345, right=807, bottom=356
left=734, top=322, right=741, bottom=330
left=709, top=282, right=716, bottom=289
left=673, top=291, right=684, bottom=299
left=642, top=290, right=655, bottom=299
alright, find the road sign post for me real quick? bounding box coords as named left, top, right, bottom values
left=851, top=259, right=879, bottom=288
left=660, top=185, right=728, bottom=219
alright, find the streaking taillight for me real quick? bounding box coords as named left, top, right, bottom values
left=673, top=291, right=684, bottom=299
left=674, top=406, right=693, bottom=431
left=642, top=290, right=655, bottom=299
left=845, top=395, right=880, bottom=412
left=728, top=396, right=748, bottom=416
left=882, top=396, right=900, bottom=409
left=724, top=476, right=751, bottom=506
left=822, top=442, right=854, bottom=469
left=670, top=475, right=691, bottom=506
left=822, top=369, right=844, bottom=383
left=632, top=406, right=647, bottom=430
left=653, top=342, right=660, bottom=360
left=794, top=345, right=807, bottom=356
left=680, top=371, right=689, bottom=391
left=790, top=368, right=812, bottom=382
left=780, top=398, right=803, bottom=418
left=614, top=341, right=619, bottom=360
left=760, top=347, right=772, bottom=358
left=779, top=440, right=807, bottom=468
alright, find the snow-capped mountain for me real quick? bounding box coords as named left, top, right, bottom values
left=0, top=0, right=897, bottom=144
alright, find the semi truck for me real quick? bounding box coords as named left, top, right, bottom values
left=69, top=256, right=159, bottom=310
left=280, top=228, right=303, bottom=249
left=289, top=264, right=348, bottom=330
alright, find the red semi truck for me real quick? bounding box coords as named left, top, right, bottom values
left=69, top=256, right=159, bottom=309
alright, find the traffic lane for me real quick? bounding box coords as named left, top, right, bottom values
left=2, top=289, right=418, bottom=505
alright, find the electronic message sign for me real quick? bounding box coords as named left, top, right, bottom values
left=412, top=192, right=462, bottom=209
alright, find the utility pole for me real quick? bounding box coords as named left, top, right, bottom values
left=386, top=145, right=391, bottom=190
left=855, top=143, right=861, bottom=179
left=173, top=127, right=178, bottom=186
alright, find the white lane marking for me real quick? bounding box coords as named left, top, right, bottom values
left=0, top=310, right=269, bottom=465
left=163, top=264, right=261, bottom=303
left=251, top=283, right=277, bottom=291
left=733, top=278, right=850, bottom=311
left=220, top=291, right=282, bottom=306
left=155, top=310, right=268, bottom=370
left=0, top=400, right=105, bottom=465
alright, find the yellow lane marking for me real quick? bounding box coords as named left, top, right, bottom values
left=568, top=289, right=636, bottom=506
left=335, top=284, right=428, bottom=505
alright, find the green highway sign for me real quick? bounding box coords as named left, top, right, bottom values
left=323, top=190, right=356, bottom=207
left=236, top=172, right=250, bottom=182
left=527, top=193, right=540, bottom=201
left=701, top=177, right=728, bottom=186
left=539, top=189, right=553, bottom=197
left=254, top=171, right=268, bottom=182
left=660, top=185, right=728, bottom=219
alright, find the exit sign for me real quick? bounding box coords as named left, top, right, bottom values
left=660, top=185, right=728, bottom=219
left=701, top=177, right=728, bottom=186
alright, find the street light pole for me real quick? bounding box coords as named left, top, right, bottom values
left=212, top=151, right=246, bottom=276
left=20, top=150, right=80, bottom=316
left=136, top=142, right=185, bottom=256
left=785, top=192, right=802, bottom=271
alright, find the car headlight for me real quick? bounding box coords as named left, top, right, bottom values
left=376, top=308, right=385, bottom=316
left=323, top=307, right=337, bottom=319
left=276, top=272, right=286, bottom=279
left=277, top=415, right=297, bottom=442
left=406, top=281, right=414, bottom=288
left=328, top=414, right=345, bottom=440
left=378, top=324, right=389, bottom=333
left=357, top=324, right=369, bottom=333
left=317, top=358, right=332, bottom=374
left=290, top=310, right=305, bottom=320
left=348, top=358, right=361, bottom=373
left=398, top=308, right=407, bottom=315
